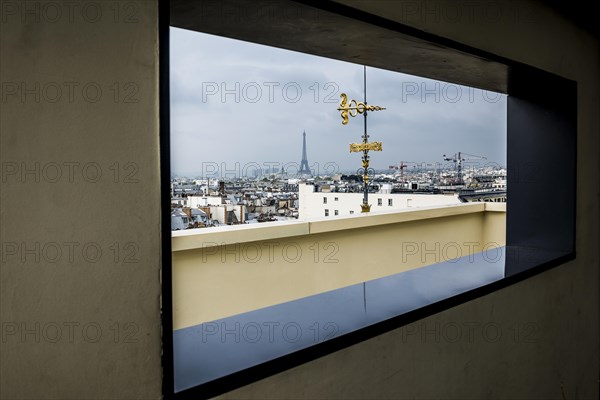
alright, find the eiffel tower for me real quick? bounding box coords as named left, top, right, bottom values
left=298, top=130, right=311, bottom=175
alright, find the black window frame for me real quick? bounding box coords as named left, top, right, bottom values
left=161, top=1, right=577, bottom=398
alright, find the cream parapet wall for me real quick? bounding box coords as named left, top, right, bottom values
left=172, top=203, right=506, bottom=330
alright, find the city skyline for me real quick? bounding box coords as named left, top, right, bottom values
left=170, top=27, right=507, bottom=177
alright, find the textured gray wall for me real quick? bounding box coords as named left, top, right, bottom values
left=0, top=1, right=161, bottom=398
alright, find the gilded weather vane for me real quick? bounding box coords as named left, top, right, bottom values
left=337, top=66, right=386, bottom=213
left=337, top=93, right=386, bottom=125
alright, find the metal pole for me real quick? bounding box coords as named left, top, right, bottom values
left=363, top=65, right=368, bottom=209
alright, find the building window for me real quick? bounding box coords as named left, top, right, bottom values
left=377, top=198, right=382, bottom=206
left=334, top=210, right=339, bottom=216
left=334, top=197, right=338, bottom=201
left=323, top=197, right=327, bottom=204
left=324, top=209, right=329, bottom=216
left=349, top=210, right=354, bottom=214
left=388, top=199, right=393, bottom=206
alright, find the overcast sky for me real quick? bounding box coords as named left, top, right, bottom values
left=170, top=27, right=507, bottom=177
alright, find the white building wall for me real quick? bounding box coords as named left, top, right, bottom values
left=188, top=195, right=223, bottom=208
left=209, top=206, right=226, bottom=225
left=298, top=183, right=460, bottom=220
left=207, top=205, right=246, bottom=225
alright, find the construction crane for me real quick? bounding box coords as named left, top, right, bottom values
left=442, top=152, right=487, bottom=185
left=389, top=161, right=408, bottom=182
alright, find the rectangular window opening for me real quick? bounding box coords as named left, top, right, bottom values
left=166, top=4, right=575, bottom=396
left=169, top=25, right=509, bottom=394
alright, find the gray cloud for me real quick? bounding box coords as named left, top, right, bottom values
left=170, top=27, right=506, bottom=176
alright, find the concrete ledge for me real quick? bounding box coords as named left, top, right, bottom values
left=172, top=220, right=309, bottom=251
left=172, top=203, right=503, bottom=252
left=484, top=202, right=507, bottom=212
left=172, top=201, right=507, bottom=327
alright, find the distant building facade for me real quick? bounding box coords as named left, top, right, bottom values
left=298, top=183, right=461, bottom=220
